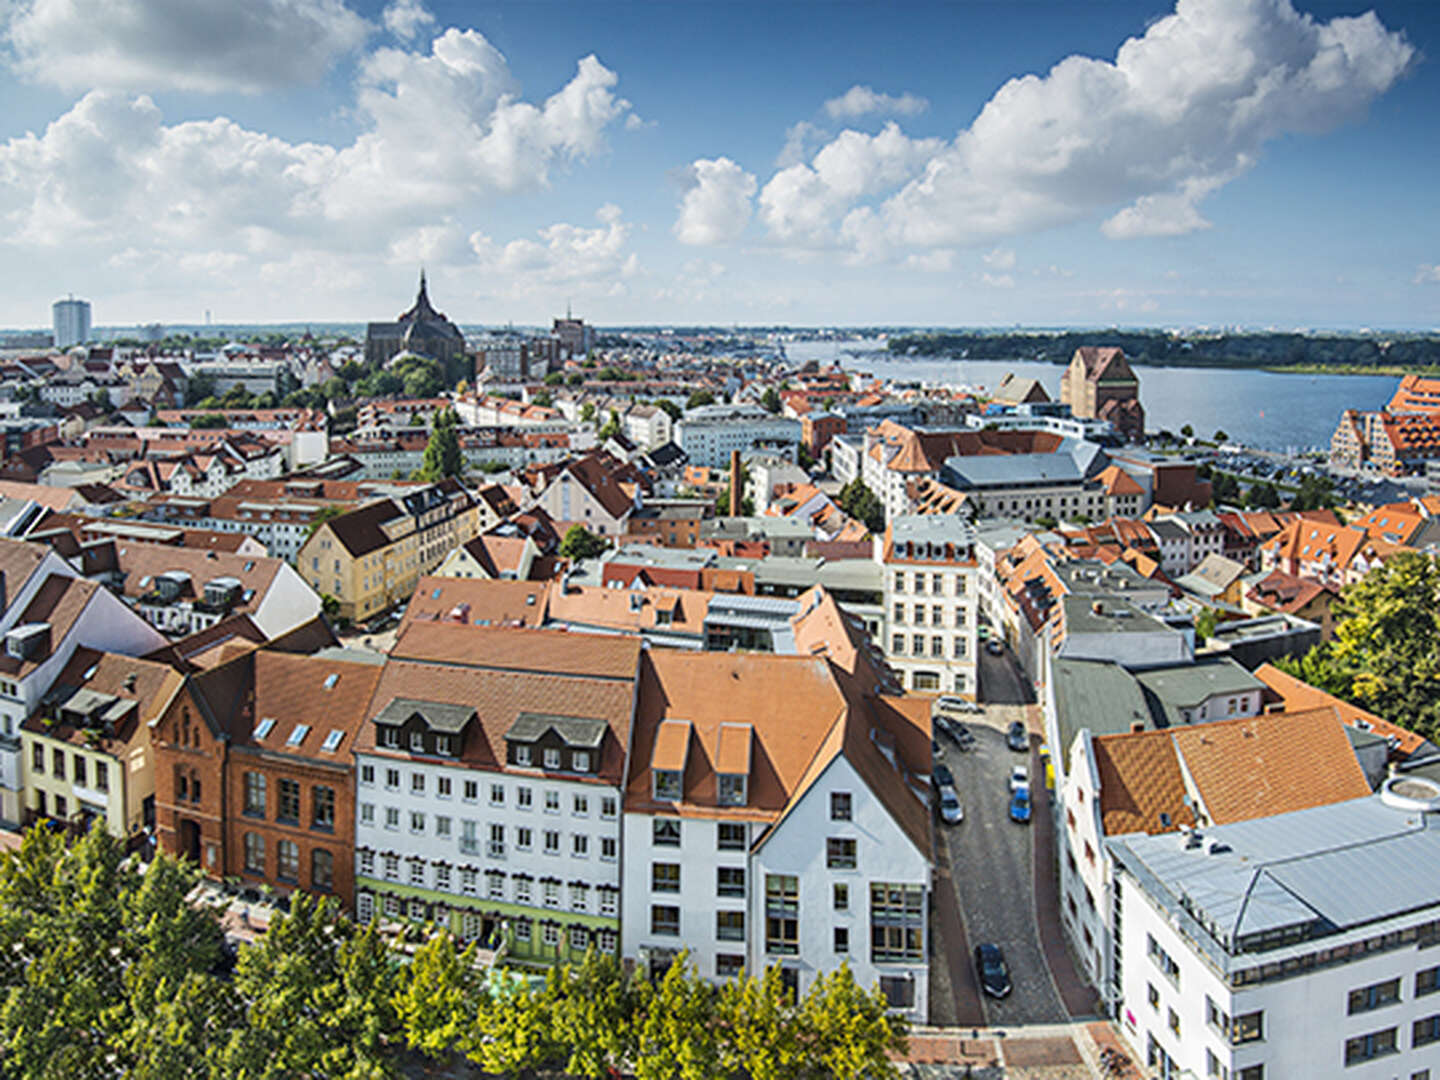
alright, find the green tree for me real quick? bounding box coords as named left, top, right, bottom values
left=632, top=953, right=720, bottom=1080
left=1210, top=471, right=1241, bottom=505
left=567, top=372, right=585, bottom=386
left=416, top=408, right=463, bottom=482
left=686, top=389, right=716, bottom=410
left=838, top=479, right=884, bottom=534
left=395, top=933, right=482, bottom=1059
left=544, top=371, right=564, bottom=386
left=716, top=966, right=804, bottom=1080
left=1245, top=480, right=1280, bottom=509
left=532, top=389, right=553, bottom=407
left=1290, top=473, right=1336, bottom=511
left=1213, top=429, right=1229, bottom=443
left=799, top=965, right=907, bottom=1080
left=550, top=949, right=640, bottom=1078
left=190, top=412, right=228, bottom=429
left=467, top=973, right=561, bottom=1076
left=599, top=409, right=623, bottom=441
left=1180, top=424, right=1195, bottom=439
left=580, top=402, right=597, bottom=425
left=1195, top=607, right=1219, bottom=642
left=653, top=398, right=682, bottom=422
left=215, top=893, right=402, bottom=1078
left=761, top=386, right=782, bottom=414
left=560, top=525, right=609, bottom=561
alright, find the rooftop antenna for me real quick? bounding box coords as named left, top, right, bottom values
left=567, top=299, right=573, bottom=320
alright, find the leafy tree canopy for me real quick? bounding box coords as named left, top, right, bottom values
left=560, top=524, right=609, bottom=561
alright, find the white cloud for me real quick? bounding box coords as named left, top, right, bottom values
left=1414, top=265, right=1440, bottom=285
left=673, top=157, right=756, bottom=246
left=776, top=121, right=823, bottom=168
left=982, top=247, right=1016, bottom=270
left=0, top=31, right=632, bottom=250
left=0, top=28, right=635, bottom=318
left=823, top=85, right=929, bottom=120
left=469, top=204, right=638, bottom=298
left=758, top=122, right=943, bottom=249
left=4, top=0, right=371, bottom=93
left=981, top=272, right=1015, bottom=289
left=382, top=0, right=435, bottom=41
left=903, top=250, right=955, bottom=273
left=758, top=0, right=1412, bottom=259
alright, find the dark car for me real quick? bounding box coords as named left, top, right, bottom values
left=932, top=763, right=955, bottom=791
left=1009, top=788, right=1032, bottom=824
left=1007, top=720, right=1028, bottom=753
left=974, top=943, right=1012, bottom=998
left=985, top=639, right=1004, bottom=656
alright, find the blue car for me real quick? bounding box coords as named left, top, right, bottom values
left=1009, top=787, right=1032, bottom=823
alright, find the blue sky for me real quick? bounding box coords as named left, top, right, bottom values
left=0, top=0, right=1436, bottom=330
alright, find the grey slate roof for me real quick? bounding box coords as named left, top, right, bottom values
left=1108, top=794, right=1440, bottom=962
left=373, top=697, right=476, bottom=733
left=1134, top=657, right=1264, bottom=718
left=1051, top=657, right=1153, bottom=755
left=505, top=712, right=608, bottom=748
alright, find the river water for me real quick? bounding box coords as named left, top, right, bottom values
left=783, top=340, right=1396, bottom=453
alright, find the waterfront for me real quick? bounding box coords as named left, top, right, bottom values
left=785, top=341, right=1397, bottom=452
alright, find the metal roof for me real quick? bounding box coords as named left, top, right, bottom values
left=1134, top=657, right=1264, bottom=711
left=1109, top=795, right=1440, bottom=958
left=1051, top=657, right=1153, bottom=754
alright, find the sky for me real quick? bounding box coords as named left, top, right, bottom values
left=0, top=0, right=1437, bottom=331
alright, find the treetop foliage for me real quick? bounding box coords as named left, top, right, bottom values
left=0, top=832, right=907, bottom=1079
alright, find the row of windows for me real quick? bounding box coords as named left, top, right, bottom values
left=890, top=571, right=968, bottom=596
left=890, top=603, right=968, bottom=628
left=358, top=891, right=617, bottom=954
left=1348, top=967, right=1440, bottom=1014
left=30, top=746, right=109, bottom=791
left=358, top=765, right=615, bottom=817
left=358, top=807, right=618, bottom=862
left=755, top=877, right=922, bottom=963
left=357, top=850, right=618, bottom=914
left=651, top=819, right=748, bottom=850
left=241, top=832, right=334, bottom=889
left=890, top=633, right=967, bottom=660
left=243, top=773, right=336, bottom=831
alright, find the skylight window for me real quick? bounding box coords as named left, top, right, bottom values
left=323, top=673, right=339, bottom=690
left=287, top=724, right=310, bottom=747
left=321, top=729, right=344, bottom=753
left=244, top=561, right=255, bottom=572
left=254, top=718, right=276, bottom=739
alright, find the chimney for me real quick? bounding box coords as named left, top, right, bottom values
left=729, top=449, right=742, bottom=517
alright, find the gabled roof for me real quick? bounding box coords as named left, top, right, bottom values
left=402, top=576, right=549, bottom=630
left=1071, top=346, right=1136, bottom=384
left=245, top=651, right=385, bottom=759
left=390, top=619, right=640, bottom=681
left=1253, top=662, right=1428, bottom=759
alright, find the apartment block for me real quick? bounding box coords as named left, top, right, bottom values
left=878, top=515, right=978, bottom=696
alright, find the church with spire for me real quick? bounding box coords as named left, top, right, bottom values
left=364, top=270, right=468, bottom=374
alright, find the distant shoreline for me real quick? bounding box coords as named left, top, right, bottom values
left=868, top=352, right=1422, bottom=380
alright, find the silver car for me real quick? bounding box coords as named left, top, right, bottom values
left=938, top=784, right=964, bottom=824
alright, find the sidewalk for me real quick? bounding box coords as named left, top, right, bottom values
left=1026, top=704, right=1099, bottom=1019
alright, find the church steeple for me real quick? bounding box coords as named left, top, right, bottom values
left=418, top=267, right=429, bottom=304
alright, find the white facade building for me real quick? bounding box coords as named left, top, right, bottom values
left=1107, top=784, right=1440, bottom=1080
left=675, top=405, right=801, bottom=468
left=878, top=515, right=979, bottom=697
left=621, top=650, right=933, bottom=1022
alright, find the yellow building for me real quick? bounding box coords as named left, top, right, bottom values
left=20, top=650, right=182, bottom=838
left=296, top=480, right=481, bottom=623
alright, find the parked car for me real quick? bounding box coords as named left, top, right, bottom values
left=1009, top=788, right=1032, bottom=824
left=938, top=785, right=964, bottom=825
left=933, top=762, right=955, bottom=791
left=986, top=639, right=1004, bottom=656
left=1007, top=720, right=1029, bottom=752
left=974, top=943, right=1012, bottom=998
left=936, top=695, right=981, bottom=715
left=1009, top=765, right=1029, bottom=793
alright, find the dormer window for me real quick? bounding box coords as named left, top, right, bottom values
left=654, top=770, right=682, bottom=801
left=516, top=745, right=532, bottom=766
left=410, top=731, right=425, bottom=753
left=573, top=751, right=590, bottom=772
left=382, top=727, right=399, bottom=748
left=543, top=748, right=561, bottom=769
left=717, top=774, right=747, bottom=806
left=435, top=735, right=452, bottom=756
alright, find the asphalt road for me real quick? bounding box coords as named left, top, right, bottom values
left=934, top=712, right=1068, bottom=1026
left=978, top=643, right=1035, bottom=706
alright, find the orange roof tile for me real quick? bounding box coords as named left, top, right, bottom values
left=1093, top=728, right=1196, bottom=838
left=715, top=722, right=752, bottom=775
left=652, top=719, right=693, bottom=773
left=1253, top=662, right=1427, bottom=758
left=1169, top=707, right=1370, bottom=825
